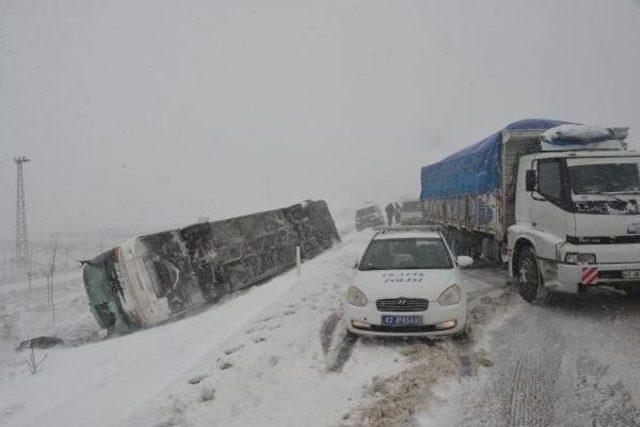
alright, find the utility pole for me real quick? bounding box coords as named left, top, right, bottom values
left=14, top=156, right=30, bottom=270
left=266, top=176, right=272, bottom=209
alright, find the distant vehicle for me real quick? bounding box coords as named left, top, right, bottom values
left=400, top=200, right=425, bottom=225
left=354, top=205, right=386, bottom=231
left=420, top=119, right=640, bottom=302
left=82, top=200, right=341, bottom=334
left=345, top=227, right=471, bottom=337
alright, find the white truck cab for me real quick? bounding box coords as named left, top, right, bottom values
left=508, top=134, right=640, bottom=300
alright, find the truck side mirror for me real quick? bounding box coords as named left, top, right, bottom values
left=525, top=170, right=537, bottom=192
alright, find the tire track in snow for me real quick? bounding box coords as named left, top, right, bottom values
left=320, top=311, right=340, bottom=356
left=459, top=289, right=640, bottom=427
left=323, top=314, right=358, bottom=373
left=505, top=351, right=557, bottom=427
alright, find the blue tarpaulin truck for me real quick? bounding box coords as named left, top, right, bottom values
left=420, top=119, right=640, bottom=302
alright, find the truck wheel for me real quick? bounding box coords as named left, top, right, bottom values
left=517, top=247, right=549, bottom=304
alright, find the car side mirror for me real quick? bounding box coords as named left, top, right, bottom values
left=525, top=170, right=537, bottom=192
left=456, top=255, right=474, bottom=268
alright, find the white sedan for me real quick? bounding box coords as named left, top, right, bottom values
left=345, top=227, right=472, bottom=337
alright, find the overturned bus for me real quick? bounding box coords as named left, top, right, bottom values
left=82, top=200, right=341, bottom=334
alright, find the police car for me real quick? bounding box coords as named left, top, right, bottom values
left=346, top=227, right=471, bottom=337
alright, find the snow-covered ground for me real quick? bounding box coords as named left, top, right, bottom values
left=0, top=270, right=100, bottom=353
left=1, top=230, right=562, bottom=427
left=421, top=288, right=640, bottom=426
left=7, top=230, right=637, bottom=426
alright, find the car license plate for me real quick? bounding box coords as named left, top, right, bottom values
left=622, top=270, right=640, bottom=279
left=381, top=315, right=423, bottom=327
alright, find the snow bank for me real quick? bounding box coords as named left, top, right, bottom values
left=0, top=250, right=329, bottom=426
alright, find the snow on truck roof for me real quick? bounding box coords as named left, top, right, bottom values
left=542, top=124, right=625, bottom=144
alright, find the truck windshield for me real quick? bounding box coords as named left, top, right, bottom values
left=567, top=158, right=640, bottom=214
left=568, top=162, right=640, bottom=194
left=359, top=238, right=452, bottom=270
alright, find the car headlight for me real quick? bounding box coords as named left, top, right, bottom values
left=438, top=284, right=461, bottom=306
left=565, top=253, right=596, bottom=264
left=348, top=286, right=368, bottom=306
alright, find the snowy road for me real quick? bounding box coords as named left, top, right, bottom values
left=5, top=230, right=636, bottom=426
left=426, top=286, right=640, bottom=427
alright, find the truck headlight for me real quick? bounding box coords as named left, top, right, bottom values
left=438, top=285, right=461, bottom=306
left=348, top=286, right=368, bottom=306
left=565, top=253, right=596, bottom=264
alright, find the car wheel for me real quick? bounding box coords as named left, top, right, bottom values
left=517, top=246, right=549, bottom=304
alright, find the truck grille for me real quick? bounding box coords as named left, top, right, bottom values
left=599, top=271, right=622, bottom=279
left=566, top=235, right=640, bottom=245
left=598, top=270, right=640, bottom=281
left=376, top=298, right=429, bottom=312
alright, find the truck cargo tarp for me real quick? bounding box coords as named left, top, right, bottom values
left=420, top=119, right=570, bottom=199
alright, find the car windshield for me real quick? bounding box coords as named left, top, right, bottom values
left=567, top=159, right=640, bottom=194
left=359, top=238, right=452, bottom=270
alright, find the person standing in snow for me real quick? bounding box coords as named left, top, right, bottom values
left=385, top=202, right=395, bottom=226
left=394, top=202, right=401, bottom=224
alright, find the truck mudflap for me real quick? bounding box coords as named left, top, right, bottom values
left=82, top=200, right=341, bottom=333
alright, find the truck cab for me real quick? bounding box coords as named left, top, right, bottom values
left=355, top=205, right=386, bottom=231
left=509, top=143, right=640, bottom=300
left=400, top=200, right=426, bottom=225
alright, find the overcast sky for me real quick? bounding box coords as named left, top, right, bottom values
left=1, top=0, right=640, bottom=236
